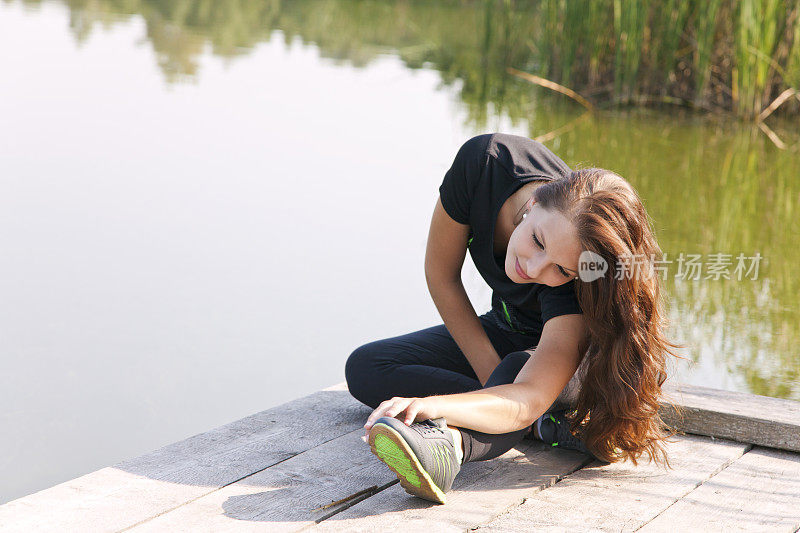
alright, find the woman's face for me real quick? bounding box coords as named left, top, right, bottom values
left=504, top=197, right=582, bottom=287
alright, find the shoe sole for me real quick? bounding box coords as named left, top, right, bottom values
left=368, top=422, right=447, bottom=504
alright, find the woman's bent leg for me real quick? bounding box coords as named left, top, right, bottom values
left=345, top=324, right=483, bottom=409
left=459, top=351, right=533, bottom=463
left=345, top=313, right=532, bottom=409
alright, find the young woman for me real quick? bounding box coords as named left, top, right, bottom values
left=345, top=133, right=682, bottom=504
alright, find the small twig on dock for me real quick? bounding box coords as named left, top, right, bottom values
left=311, top=485, right=379, bottom=511
left=507, top=67, right=595, bottom=112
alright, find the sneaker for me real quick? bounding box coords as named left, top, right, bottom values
left=368, top=416, right=461, bottom=504
left=538, top=409, right=594, bottom=457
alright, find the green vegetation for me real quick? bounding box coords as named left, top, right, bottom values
left=535, top=0, right=800, bottom=118
left=15, top=0, right=800, bottom=117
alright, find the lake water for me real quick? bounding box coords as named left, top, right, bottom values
left=1, top=0, right=798, bottom=504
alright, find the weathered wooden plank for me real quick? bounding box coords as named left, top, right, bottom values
left=127, top=430, right=588, bottom=533
left=640, top=446, right=800, bottom=532
left=661, top=382, right=800, bottom=452
left=0, top=389, right=370, bottom=533
left=310, top=441, right=591, bottom=532
left=474, top=434, right=749, bottom=532
left=127, top=430, right=397, bottom=532
left=3, top=380, right=798, bottom=533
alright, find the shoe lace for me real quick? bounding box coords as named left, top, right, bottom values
left=414, top=419, right=445, bottom=437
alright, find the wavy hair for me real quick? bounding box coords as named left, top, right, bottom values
left=534, top=168, right=686, bottom=468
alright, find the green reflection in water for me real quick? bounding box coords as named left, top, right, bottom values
left=10, top=0, right=800, bottom=399
left=541, top=107, right=799, bottom=400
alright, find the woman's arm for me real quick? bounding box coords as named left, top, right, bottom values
left=364, top=313, right=588, bottom=434
left=425, top=197, right=502, bottom=385
left=436, top=313, right=588, bottom=432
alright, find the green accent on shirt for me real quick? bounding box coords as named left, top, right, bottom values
left=500, top=299, right=524, bottom=334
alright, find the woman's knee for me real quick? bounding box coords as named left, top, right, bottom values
left=501, top=350, right=531, bottom=367
left=344, top=343, right=384, bottom=407
left=485, top=350, right=531, bottom=387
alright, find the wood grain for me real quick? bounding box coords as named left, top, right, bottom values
left=474, top=434, right=749, bottom=532
left=0, top=389, right=370, bottom=532
left=310, top=441, right=591, bottom=532
left=3, top=381, right=798, bottom=532
left=128, top=430, right=397, bottom=532
left=640, top=446, right=800, bottom=532
left=661, top=382, right=800, bottom=452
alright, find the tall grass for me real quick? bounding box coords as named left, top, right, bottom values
left=530, top=0, right=799, bottom=118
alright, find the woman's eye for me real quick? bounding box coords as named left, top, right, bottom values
left=533, top=232, right=570, bottom=277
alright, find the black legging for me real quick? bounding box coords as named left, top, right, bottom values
left=345, top=308, right=565, bottom=463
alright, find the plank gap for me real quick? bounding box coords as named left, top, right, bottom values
left=310, top=480, right=399, bottom=525
left=468, top=453, right=595, bottom=532
left=119, top=428, right=367, bottom=532
left=633, top=443, right=754, bottom=532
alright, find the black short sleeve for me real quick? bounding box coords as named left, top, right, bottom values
left=538, top=280, right=583, bottom=324
left=438, top=134, right=492, bottom=224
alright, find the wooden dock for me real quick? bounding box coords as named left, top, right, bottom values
left=1, top=381, right=799, bottom=532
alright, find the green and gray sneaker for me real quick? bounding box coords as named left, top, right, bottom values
left=538, top=409, right=594, bottom=457
left=368, top=416, right=461, bottom=504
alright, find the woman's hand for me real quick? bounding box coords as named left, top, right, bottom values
left=362, top=396, right=440, bottom=441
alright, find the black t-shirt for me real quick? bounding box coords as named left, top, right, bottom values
left=438, top=133, right=582, bottom=338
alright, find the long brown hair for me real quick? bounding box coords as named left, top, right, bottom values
left=534, top=168, right=685, bottom=468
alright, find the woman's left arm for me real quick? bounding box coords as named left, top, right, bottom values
left=363, top=313, right=589, bottom=436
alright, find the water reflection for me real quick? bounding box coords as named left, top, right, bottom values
left=550, top=111, right=799, bottom=401
left=7, top=0, right=800, bottom=399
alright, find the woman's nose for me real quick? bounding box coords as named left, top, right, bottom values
left=525, top=256, right=546, bottom=278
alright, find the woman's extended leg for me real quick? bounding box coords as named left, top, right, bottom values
left=454, top=350, right=593, bottom=462
left=345, top=310, right=537, bottom=409
left=458, top=351, right=535, bottom=462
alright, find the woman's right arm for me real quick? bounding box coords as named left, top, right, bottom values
left=424, top=196, right=502, bottom=385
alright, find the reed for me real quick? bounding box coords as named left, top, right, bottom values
left=528, top=0, right=799, bottom=118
